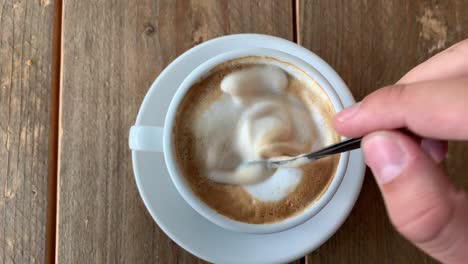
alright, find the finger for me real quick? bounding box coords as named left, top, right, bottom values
left=362, top=130, right=468, bottom=264
left=420, top=139, right=448, bottom=163
left=333, top=78, right=468, bottom=140
left=398, top=39, right=468, bottom=84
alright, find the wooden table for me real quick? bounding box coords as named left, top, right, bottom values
left=1, top=0, right=467, bottom=263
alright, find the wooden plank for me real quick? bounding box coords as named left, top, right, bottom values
left=298, top=0, right=468, bottom=263
left=57, top=0, right=294, bottom=263
left=0, top=0, right=55, bottom=263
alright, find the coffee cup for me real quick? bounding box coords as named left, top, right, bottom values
left=129, top=48, right=349, bottom=234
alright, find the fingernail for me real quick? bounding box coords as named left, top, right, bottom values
left=364, top=133, right=407, bottom=185
left=335, top=102, right=361, bottom=122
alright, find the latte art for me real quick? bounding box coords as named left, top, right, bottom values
left=207, top=66, right=315, bottom=185
left=172, top=56, right=339, bottom=224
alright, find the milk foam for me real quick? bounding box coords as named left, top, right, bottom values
left=244, top=168, right=302, bottom=202
left=194, top=65, right=320, bottom=201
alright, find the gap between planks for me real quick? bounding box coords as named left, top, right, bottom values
left=292, top=0, right=301, bottom=45
left=45, top=0, right=63, bottom=263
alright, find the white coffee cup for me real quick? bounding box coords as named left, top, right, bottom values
left=129, top=48, right=349, bottom=234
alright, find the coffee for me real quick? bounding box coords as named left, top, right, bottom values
left=172, top=56, right=340, bottom=224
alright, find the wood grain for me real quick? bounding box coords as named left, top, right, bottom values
left=0, top=0, right=55, bottom=263
left=298, top=0, right=468, bottom=263
left=57, top=0, right=294, bottom=263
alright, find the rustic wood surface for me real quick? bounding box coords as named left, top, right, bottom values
left=299, top=0, right=468, bottom=263
left=0, top=0, right=55, bottom=263
left=57, top=0, right=294, bottom=263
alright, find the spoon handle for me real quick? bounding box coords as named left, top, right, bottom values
left=306, top=137, right=362, bottom=160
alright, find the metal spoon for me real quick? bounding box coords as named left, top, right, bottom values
left=245, top=137, right=362, bottom=169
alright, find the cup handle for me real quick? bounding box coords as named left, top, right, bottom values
left=129, top=125, right=164, bottom=152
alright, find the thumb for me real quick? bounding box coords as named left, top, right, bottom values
left=362, top=131, right=468, bottom=264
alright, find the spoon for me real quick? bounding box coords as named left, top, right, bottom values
left=245, top=137, right=362, bottom=169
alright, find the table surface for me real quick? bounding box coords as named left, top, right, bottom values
left=1, top=0, right=467, bottom=263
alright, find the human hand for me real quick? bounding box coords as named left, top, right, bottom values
left=334, top=39, right=468, bottom=264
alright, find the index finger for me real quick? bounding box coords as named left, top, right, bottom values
left=334, top=78, right=468, bottom=140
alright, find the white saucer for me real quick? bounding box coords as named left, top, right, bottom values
left=131, top=34, right=365, bottom=264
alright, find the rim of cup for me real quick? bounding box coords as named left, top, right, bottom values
left=163, top=48, right=349, bottom=234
